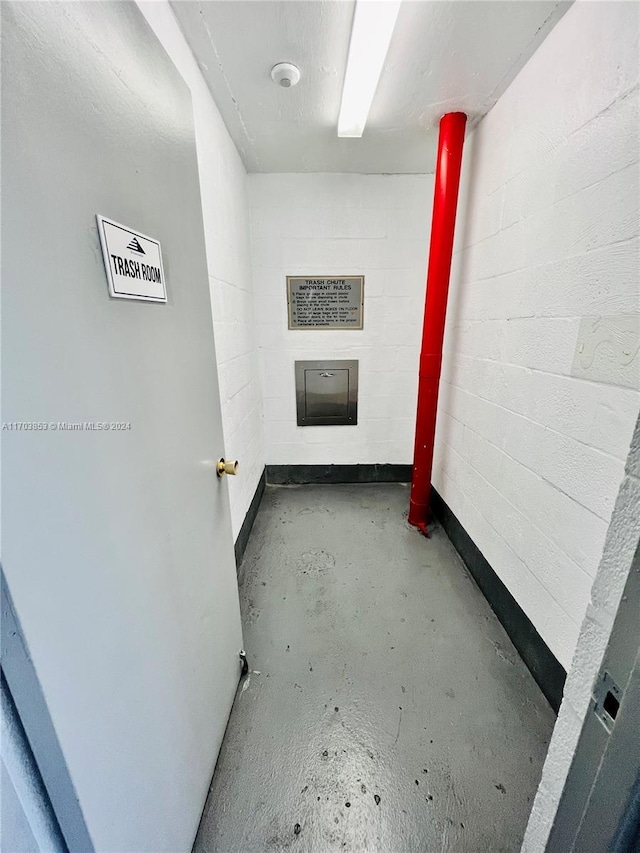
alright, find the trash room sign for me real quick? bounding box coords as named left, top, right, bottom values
left=96, top=215, right=167, bottom=303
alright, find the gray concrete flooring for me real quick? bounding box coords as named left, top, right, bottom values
left=194, top=484, right=555, bottom=853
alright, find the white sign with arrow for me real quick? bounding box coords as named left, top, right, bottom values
left=96, top=215, right=167, bottom=303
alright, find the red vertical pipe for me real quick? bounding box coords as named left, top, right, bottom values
left=408, top=111, right=467, bottom=534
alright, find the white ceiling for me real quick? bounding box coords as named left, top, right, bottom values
left=171, top=0, right=571, bottom=173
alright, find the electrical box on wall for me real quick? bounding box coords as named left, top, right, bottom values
left=295, top=360, right=358, bottom=426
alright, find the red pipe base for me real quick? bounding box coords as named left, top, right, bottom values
left=412, top=519, right=430, bottom=538
left=408, top=112, right=467, bottom=533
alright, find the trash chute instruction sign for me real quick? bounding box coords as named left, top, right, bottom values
left=97, top=215, right=167, bottom=303
left=287, top=276, right=364, bottom=330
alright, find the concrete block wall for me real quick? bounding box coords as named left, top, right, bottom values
left=433, top=0, right=640, bottom=670
left=523, top=414, right=640, bottom=851
left=138, top=2, right=264, bottom=540
left=248, top=174, right=432, bottom=465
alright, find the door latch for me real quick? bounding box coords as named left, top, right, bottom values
left=593, top=670, right=622, bottom=732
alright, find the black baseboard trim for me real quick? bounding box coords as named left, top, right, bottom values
left=266, top=464, right=412, bottom=485
left=234, top=468, right=266, bottom=570
left=430, top=487, right=566, bottom=713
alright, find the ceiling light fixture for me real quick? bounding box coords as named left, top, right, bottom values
left=337, top=0, right=401, bottom=138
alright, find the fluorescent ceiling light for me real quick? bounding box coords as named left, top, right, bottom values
left=337, top=0, right=401, bottom=138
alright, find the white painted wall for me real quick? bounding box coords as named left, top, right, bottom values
left=249, top=173, right=432, bottom=465
left=139, top=1, right=264, bottom=540
left=433, top=0, right=640, bottom=670
left=523, top=414, right=640, bottom=851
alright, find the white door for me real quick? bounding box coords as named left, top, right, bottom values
left=1, top=3, right=243, bottom=851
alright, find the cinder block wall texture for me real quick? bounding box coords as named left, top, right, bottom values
left=433, top=0, right=639, bottom=670
left=248, top=173, right=433, bottom=466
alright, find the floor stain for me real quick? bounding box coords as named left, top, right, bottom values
left=300, top=549, right=335, bottom=576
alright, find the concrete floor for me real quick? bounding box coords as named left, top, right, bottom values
left=194, top=484, right=555, bottom=853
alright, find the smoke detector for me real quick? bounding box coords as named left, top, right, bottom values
left=270, top=62, right=300, bottom=88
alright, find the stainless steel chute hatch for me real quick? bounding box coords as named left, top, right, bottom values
left=294, top=360, right=358, bottom=426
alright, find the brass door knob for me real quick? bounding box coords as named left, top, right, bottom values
left=217, top=458, right=238, bottom=477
